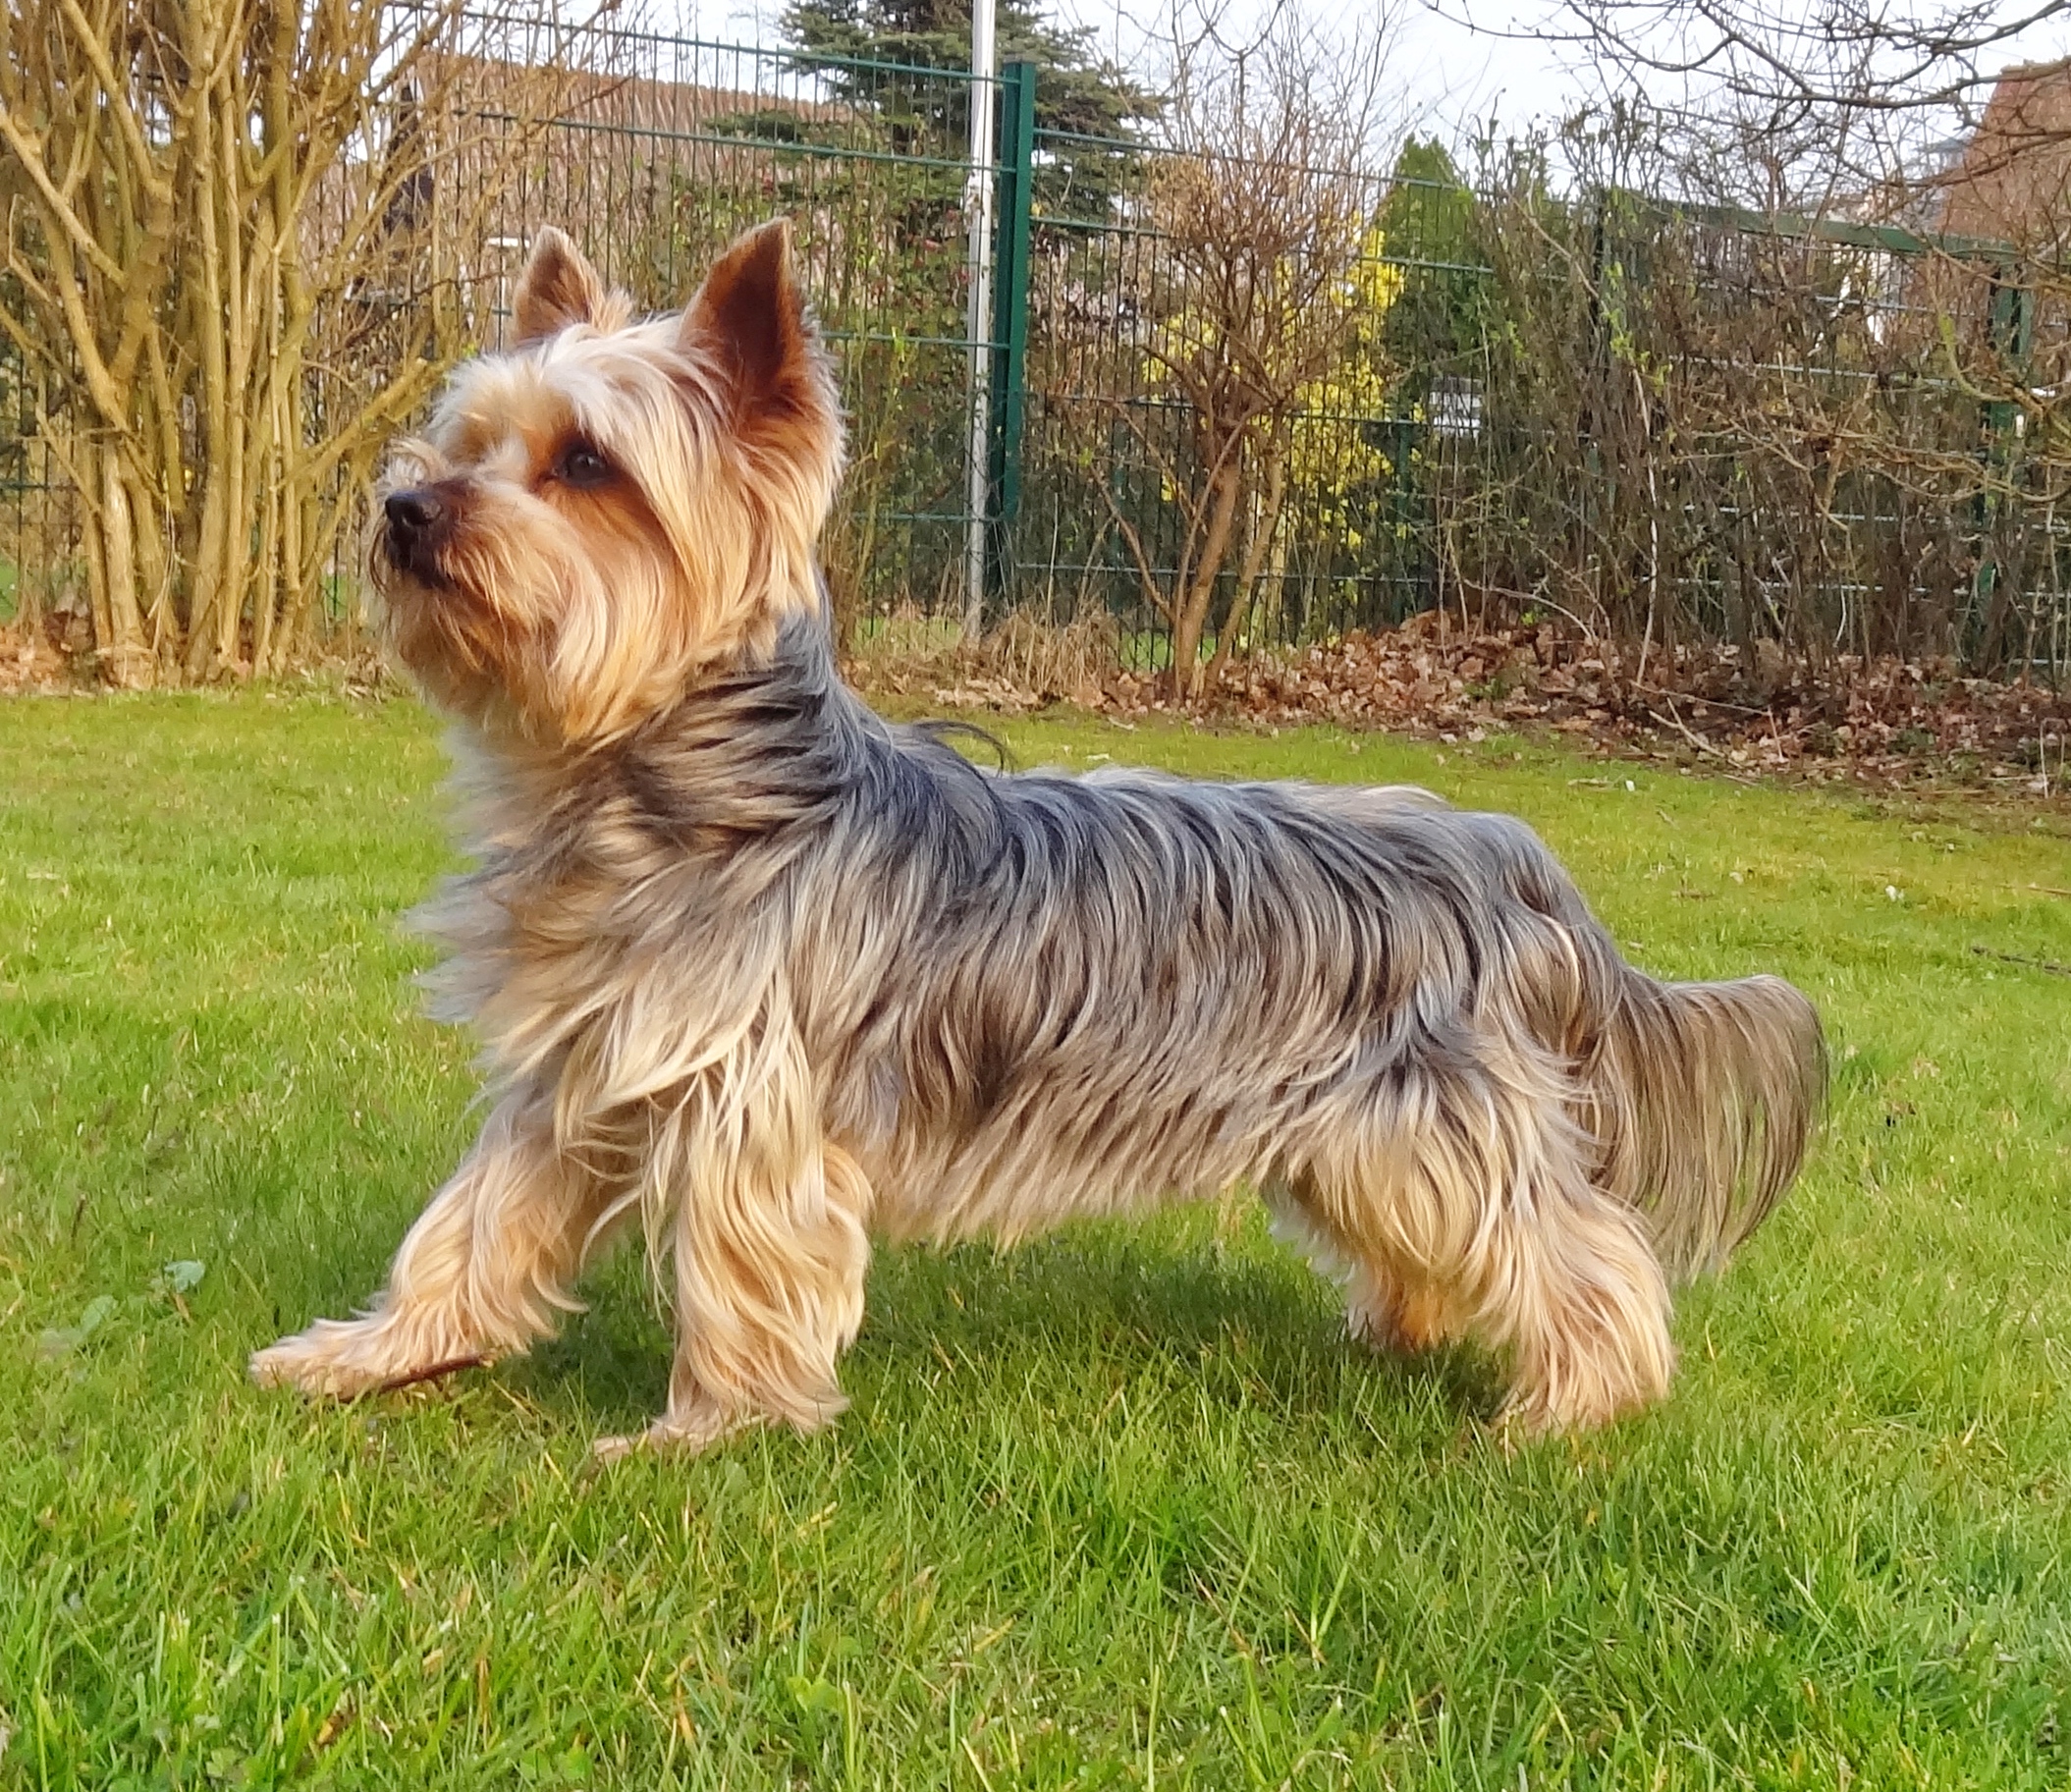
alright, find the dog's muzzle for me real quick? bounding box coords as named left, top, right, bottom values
left=382, top=486, right=453, bottom=582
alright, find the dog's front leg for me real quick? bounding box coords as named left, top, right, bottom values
left=593, top=1040, right=874, bottom=1459
left=251, top=1090, right=613, bottom=1398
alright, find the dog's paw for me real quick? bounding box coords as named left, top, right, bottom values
left=1490, top=1393, right=1553, bottom=1445
left=1348, top=1283, right=1461, bottom=1356
left=249, top=1323, right=382, bottom=1398
left=249, top=1318, right=489, bottom=1400
left=1493, top=1379, right=1645, bottom=1439
left=592, top=1404, right=762, bottom=1462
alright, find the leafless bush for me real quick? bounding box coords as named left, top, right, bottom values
left=1066, top=3, right=1403, bottom=696
left=1427, top=3, right=2071, bottom=683
left=0, top=1, right=594, bottom=683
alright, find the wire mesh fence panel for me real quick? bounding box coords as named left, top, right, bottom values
left=0, top=342, right=76, bottom=647
left=1006, top=141, right=2071, bottom=680
left=1450, top=194, right=2071, bottom=679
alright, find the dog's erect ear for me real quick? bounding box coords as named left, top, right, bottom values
left=681, top=219, right=817, bottom=418
left=513, top=228, right=607, bottom=346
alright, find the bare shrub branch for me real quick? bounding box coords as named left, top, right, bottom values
left=0, top=0, right=595, bottom=682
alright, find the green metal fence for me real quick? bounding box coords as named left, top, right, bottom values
left=0, top=339, right=70, bottom=641
left=420, top=26, right=1522, bottom=667
left=1514, top=190, right=2071, bottom=678
left=4, top=16, right=2068, bottom=683
left=996, top=128, right=2071, bottom=679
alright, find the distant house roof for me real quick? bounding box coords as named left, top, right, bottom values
left=307, top=50, right=851, bottom=341
left=421, top=50, right=846, bottom=138
left=1934, top=60, right=2071, bottom=246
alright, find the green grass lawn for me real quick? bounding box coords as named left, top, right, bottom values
left=2, top=692, right=2068, bottom=1790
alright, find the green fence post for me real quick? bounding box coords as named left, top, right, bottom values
left=1972, top=264, right=2037, bottom=655
left=1581, top=188, right=1610, bottom=578
left=986, top=60, right=1035, bottom=608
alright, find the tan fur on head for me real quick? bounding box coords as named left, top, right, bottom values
left=371, top=221, right=844, bottom=745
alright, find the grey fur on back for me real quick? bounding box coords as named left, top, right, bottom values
left=417, top=610, right=1824, bottom=1273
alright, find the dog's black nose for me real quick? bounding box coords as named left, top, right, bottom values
left=385, top=489, right=445, bottom=536
left=382, top=487, right=452, bottom=580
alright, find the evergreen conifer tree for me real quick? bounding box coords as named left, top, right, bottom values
left=783, top=0, right=1155, bottom=210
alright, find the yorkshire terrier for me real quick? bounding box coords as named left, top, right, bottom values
left=251, top=221, right=1826, bottom=1454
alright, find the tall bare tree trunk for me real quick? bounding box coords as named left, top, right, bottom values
left=1208, top=446, right=1287, bottom=683
left=1, top=0, right=580, bottom=683
left=1172, top=457, right=1245, bottom=697
left=99, top=446, right=149, bottom=685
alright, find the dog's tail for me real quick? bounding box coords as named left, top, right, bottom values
left=1575, top=967, right=1826, bottom=1281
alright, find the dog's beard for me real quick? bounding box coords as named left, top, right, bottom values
left=372, top=521, right=544, bottom=725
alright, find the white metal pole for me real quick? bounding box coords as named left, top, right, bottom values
left=962, top=0, right=998, bottom=637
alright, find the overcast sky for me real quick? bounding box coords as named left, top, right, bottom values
left=1057, top=0, right=1601, bottom=139
left=681, top=0, right=1602, bottom=132
left=675, top=0, right=2071, bottom=153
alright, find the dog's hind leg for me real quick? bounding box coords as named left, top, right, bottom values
left=594, top=1027, right=874, bottom=1459
left=1475, top=1160, right=1675, bottom=1434
left=1299, top=1038, right=1675, bottom=1433
left=1266, top=1185, right=1466, bottom=1356
left=250, top=1090, right=618, bottom=1398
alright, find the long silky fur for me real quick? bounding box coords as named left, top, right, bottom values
left=1580, top=974, right=1826, bottom=1278
left=418, top=602, right=1822, bottom=1285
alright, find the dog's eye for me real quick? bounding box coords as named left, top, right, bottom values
left=556, top=441, right=612, bottom=488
